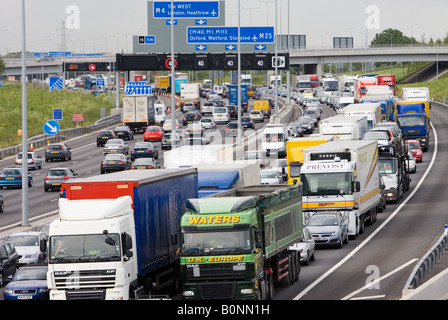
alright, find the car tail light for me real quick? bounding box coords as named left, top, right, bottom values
left=118, top=161, right=124, bottom=165
left=146, top=149, right=152, bottom=152
left=17, top=176, right=22, bottom=179
left=148, top=166, right=153, bottom=169
left=131, top=166, right=135, bottom=169
left=45, top=176, right=50, bottom=180
left=62, top=175, right=70, bottom=179
left=101, top=161, right=105, bottom=165
left=30, top=159, right=35, bottom=164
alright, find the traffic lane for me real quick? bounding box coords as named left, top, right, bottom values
left=276, top=114, right=439, bottom=300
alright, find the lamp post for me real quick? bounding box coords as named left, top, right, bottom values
left=21, top=0, right=29, bottom=226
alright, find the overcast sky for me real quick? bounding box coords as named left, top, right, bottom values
left=1, top=0, right=447, bottom=56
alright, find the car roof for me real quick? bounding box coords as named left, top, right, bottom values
left=9, top=231, right=44, bottom=236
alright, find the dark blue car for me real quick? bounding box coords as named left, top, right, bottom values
left=241, top=116, right=255, bottom=129
left=130, top=142, right=158, bottom=161
left=3, top=265, right=49, bottom=300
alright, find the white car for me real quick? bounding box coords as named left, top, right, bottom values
left=249, top=110, right=264, bottom=122
left=15, top=152, right=43, bottom=170
left=200, top=117, right=217, bottom=130
left=212, top=106, right=230, bottom=124
left=289, top=227, right=316, bottom=265
left=260, top=169, right=283, bottom=185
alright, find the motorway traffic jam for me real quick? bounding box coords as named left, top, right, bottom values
left=0, top=72, right=431, bottom=301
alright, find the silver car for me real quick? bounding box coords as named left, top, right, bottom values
left=103, top=139, right=129, bottom=155
left=289, top=227, right=316, bottom=265
left=7, top=231, right=47, bottom=265
left=15, top=152, right=43, bottom=170
left=200, top=117, right=217, bottom=130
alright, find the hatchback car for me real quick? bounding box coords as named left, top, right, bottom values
left=0, top=168, right=33, bottom=188
left=0, top=240, right=20, bottom=287
left=225, top=122, right=239, bottom=137
left=131, top=158, right=161, bottom=170
left=406, top=139, right=423, bottom=163
left=199, top=117, right=217, bottom=130
left=144, top=126, right=164, bottom=142
left=201, top=102, right=214, bottom=115
left=287, top=122, right=304, bottom=137
left=96, top=130, right=116, bottom=147
left=103, top=139, right=129, bottom=155
left=183, top=111, right=202, bottom=126
left=185, top=123, right=205, bottom=136
left=405, top=149, right=417, bottom=173
left=298, top=117, right=314, bottom=134
left=163, top=119, right=181, bottom=132
left=100, top=153, right=131, bottom=174
left=225, top=105, right=239, bottom=119
left=15, top=152, right=42, bottom=170
left=182, top=102, right=196, bottom=113
left=241, top=116, right=255, bottom=130
left=45, top=143, right=71, bottom=162
left=113, top=125, right=134, bottom=141
left=260, top=169, right=283, bottom=185
left=130, top=142, right=158, bottom=160
left=44, top=167, right=78, bottom=192
left=212, top=107, right=230, bottom=124
left=161, top=133, right=183, bottom=150
left=249, top=110, right=264, bottom=123
left=289, top=227, right=316, bottom=266
left=7, top=232, right=47, bottom=265
left=3, top=264, right=49, bottom=300
left=306, top=212, right=348, bottom=248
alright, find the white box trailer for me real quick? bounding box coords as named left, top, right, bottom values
left=122, top=95, right=155, bottom=132
left=300, top=140, right=380, bottom=237
left=163, top=144, right=234, bottom=168
left=342, top=103, right=382, bottom=130
left=319, top=115, right=368, bottom=140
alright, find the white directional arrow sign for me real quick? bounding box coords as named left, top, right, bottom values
left=196, top=45, right=207, bottom=51
left=196, top=19, right=207, bottom=25
left=43, top=120, right=60, bottom=135
left=225, top=45, right=236, bottom=51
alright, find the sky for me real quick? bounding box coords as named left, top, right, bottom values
left=1, top=0, right=447, bottom=56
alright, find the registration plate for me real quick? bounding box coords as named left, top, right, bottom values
left=109, top=162, right=116, bottom=164
left=137, top=150, right=144, bottom=153
left=52, top=183, right=61, bottom=186
left=18, top=295, right=33, bottom=300
left=51, top=151, right=59, bottom=153
left=6, top=177, right=13, bottom=180
left=137, top=166, right=146, bottom=169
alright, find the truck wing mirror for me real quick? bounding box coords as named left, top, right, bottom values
left=255, top=229, right=262, bottom=249
left=122, top=232, right=134, bottom=259
left=354, top=181, right=361, bottom=192
left=39, top=238, right=47, bottom=253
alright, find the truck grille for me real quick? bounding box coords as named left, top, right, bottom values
left=53, top=269, right=116, bottom=291
left=185, top=262, right=246, bottom=281
left=198, top=281, right=236, bottom=300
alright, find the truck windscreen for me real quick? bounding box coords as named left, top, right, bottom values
left=300, top=172, right=353, bottom=196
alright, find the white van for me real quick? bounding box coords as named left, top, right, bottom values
left=261, top=124, right=289, bottom=158
left=154, top=102, right=167, bottom=125
left=212, top=106, right=230, bottom=124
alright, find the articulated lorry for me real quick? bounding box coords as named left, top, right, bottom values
left=197, top=162, right=260, bottom=198
left=300, top=140, right=380, bottom=237
left=395, top=101, right=430, bottom=152
left=319, top=115, right=368, bottom=140
left=122, top=95, right=156, bottom=132
left=179, top=184, right=304, bottom=300
left=286, top=136, right=332, bottom=185
left=45, top=169, right=198, bottom=300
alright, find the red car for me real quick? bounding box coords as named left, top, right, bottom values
left=144, top=126, right=164, bottom=142
left=406, top=139, right=422, bottom=163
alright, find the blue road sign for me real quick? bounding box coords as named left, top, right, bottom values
left=53, top=108, right=63, bottom=120
left=96, top=78, right=105, bottom=92
left=225, top=45, right=236, bottom=51
left=166, top=19, right=178, bottom=25
left=43, top=120, right=60, bottom=135
left=196, top=45, right=207, bottom=51
left=154, top=1, right=219, bottom=19
left=145, top=36, right=156, bottom=44
left=187, top=26, right=275, bottom=44
left=196, top=19, right=207, bottom=25
left=49, top=77, right=64, bottom=92
left=125, top=82, right=152, bottom=95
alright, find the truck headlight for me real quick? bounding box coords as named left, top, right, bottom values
left=182, top=291, right=195, bottom=297
left=241, top=289, right=254, bottom=294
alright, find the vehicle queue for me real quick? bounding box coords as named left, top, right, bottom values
left=0, top=74, right=429, bottom=300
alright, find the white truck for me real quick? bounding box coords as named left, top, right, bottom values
left=297, top=75, right=312, bottom=92
left=300, top=140, right=380, bottom=237
left=122, top=95, right=156, bottom=132
left=163, top=144, right=234, bottom=168
left=401, top=87, right=430, bottom=102
left=319, top=115, right=368, bottom=140
left=261, top=124, right=290, bottom=158
left=338, top=75, right=357, bottom=93
left=342, top=103, right=382, bottom=130
left=180, top=83, right=201, bottom=108
left=269, top=75, right=282, bottom=89
left=361, top=85, right=394, bottom=101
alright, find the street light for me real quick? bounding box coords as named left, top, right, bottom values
left=21, top=0, right=29, bottom=226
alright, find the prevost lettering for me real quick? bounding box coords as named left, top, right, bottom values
left=305, top=163, right=346, bottom=170
left=310, top=152, right=351, bottom=161
left=189, top=215, right=240, bottom=225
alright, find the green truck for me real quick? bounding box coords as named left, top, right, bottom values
left=179, top=184, right=303, bottom=300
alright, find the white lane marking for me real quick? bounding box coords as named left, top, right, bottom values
left=341, top=258, right=418, bottom=300
left=293, top=121, right=439, bottom=300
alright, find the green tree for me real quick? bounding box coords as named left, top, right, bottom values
left=370, top=28, right=418, bottom=46
left=0, top=56, right=5, bottom=75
